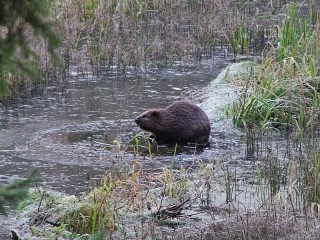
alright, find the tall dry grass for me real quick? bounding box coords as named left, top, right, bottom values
left=5, top=0, right=291, bottom=98
left=51, top=0, right=281, bottom=71
left=1, top=0, right=298, bottom=101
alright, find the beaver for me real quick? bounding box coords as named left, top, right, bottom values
left=135, top=100, right=211, bottom=144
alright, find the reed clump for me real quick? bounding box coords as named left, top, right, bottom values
left=229, top=2, right=320, bottom=221
left=52, top=0, right=264, bottom=71
left=230, top=4, right=320, bottom=131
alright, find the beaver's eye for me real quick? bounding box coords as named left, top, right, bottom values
left=152, top=112, right=158, bottom=117
left=142, top=114, right=147, bottom=118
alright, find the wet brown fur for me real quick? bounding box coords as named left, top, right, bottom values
left=135, top=101, right=211, bottom=144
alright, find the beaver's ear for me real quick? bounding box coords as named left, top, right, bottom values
left=151, top=111, right=159, bottom=117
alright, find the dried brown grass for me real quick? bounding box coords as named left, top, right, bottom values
left=5, top=0, right=291, bottom=97
left=48, top=0, right=284, bottom=73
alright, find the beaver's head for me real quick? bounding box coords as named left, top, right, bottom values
left=135, top=109, right=163, bottom=134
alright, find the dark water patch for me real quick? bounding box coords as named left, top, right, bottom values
left=60, top=131, right=106, bottom=143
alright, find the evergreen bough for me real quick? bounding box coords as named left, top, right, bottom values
left=0, top=0, right=60, bottom=98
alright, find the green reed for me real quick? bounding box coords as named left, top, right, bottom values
left=230, top=4, right=320, bottom=131
left=229, top=24, right=250, bottom=57
left=229, top=3, right=320, bottom=212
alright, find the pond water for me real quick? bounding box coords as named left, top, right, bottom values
left=0, top=57, right=255, bottom=238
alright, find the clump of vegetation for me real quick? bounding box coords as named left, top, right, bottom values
left=230, top=4, right=320, bottom=131
left=14, top=158, right=215, bottom=239
left=229, top=2, right=320, bottom=216
left=15, top=188, right=82, bottom=239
